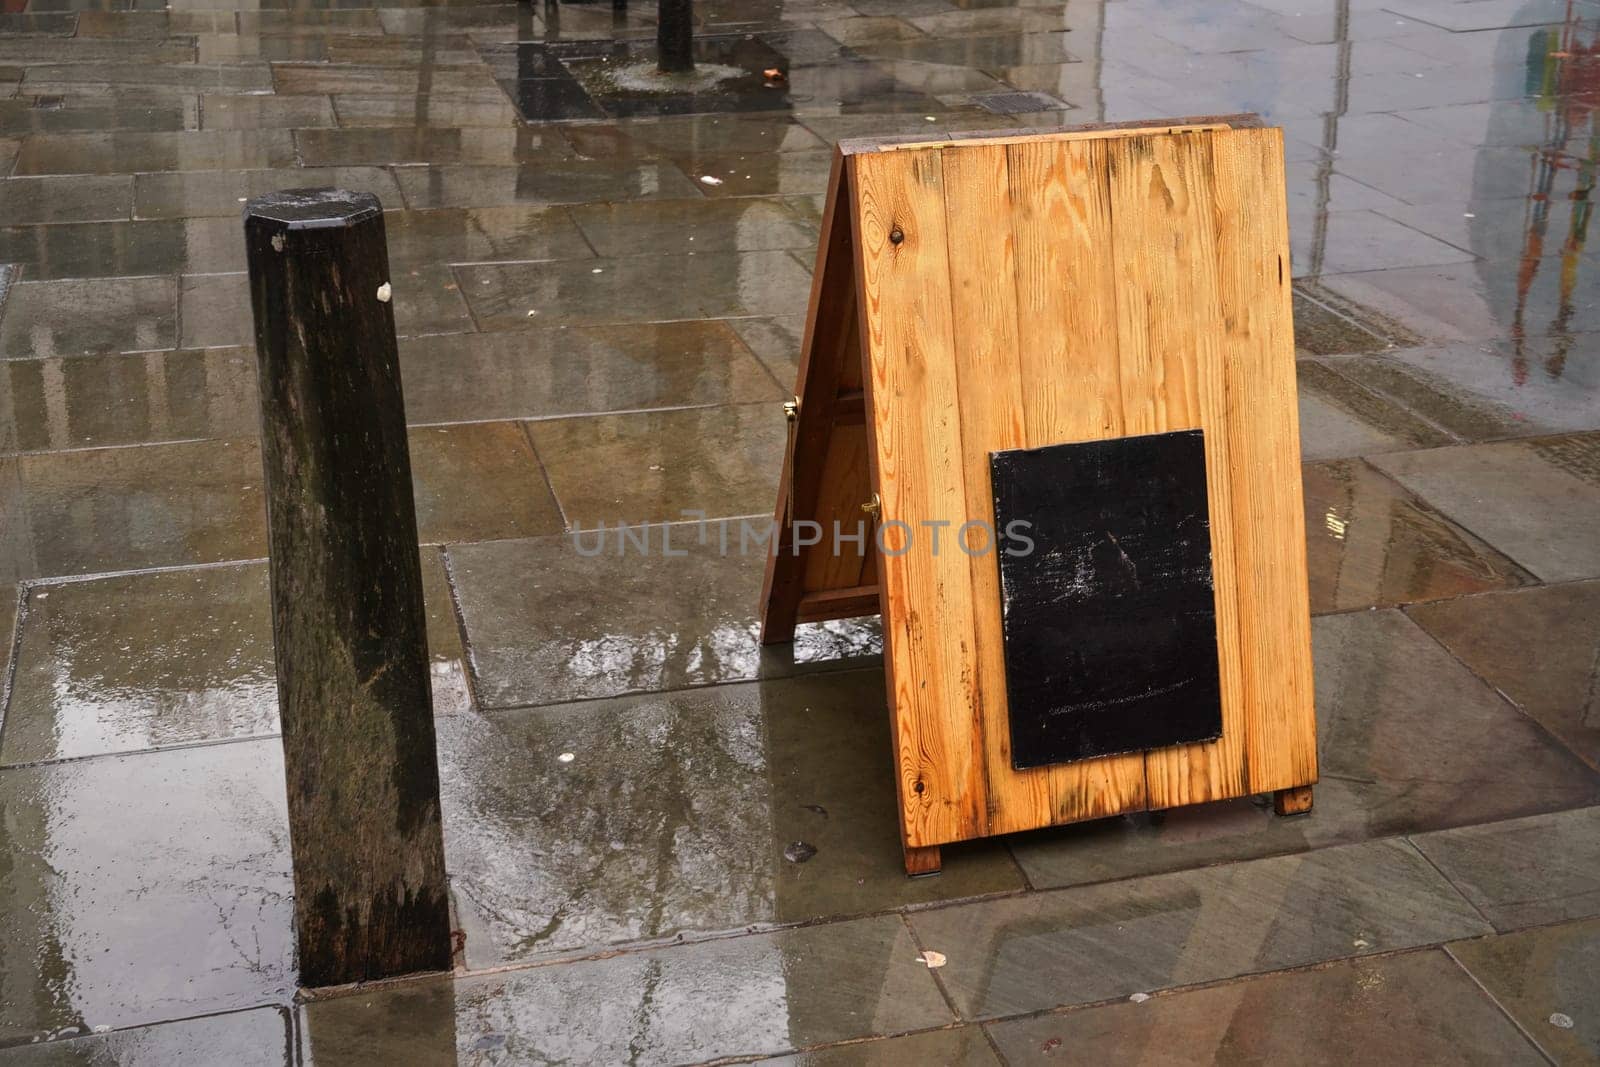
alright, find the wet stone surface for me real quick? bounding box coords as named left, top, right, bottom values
left=1448, top=918, right=1600, bottom=1064
left=438, top=670, right=1022, bottom=968
left=2, top=0, right=1600, bottom=1059
left=0, top=740, right=295, bottom=1044
left=987, top=949, right=1546, bottom=1064
left=446, top=532, right=879, bottom=707
left=0, top=1008, right=292, bottom=1065
left=0, top=553, right=470, bottom=766
left=1008, top=608, right=1600, bottom=889
left=912, top=837, right=1491, bottom=1020
left=299, top=915, right=952, bottom=1065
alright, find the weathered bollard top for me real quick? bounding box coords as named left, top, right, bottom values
left=243, top=187, right=383, bottom=232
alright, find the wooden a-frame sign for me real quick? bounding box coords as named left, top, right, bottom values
left=759, top=115, right=1319, bottom=876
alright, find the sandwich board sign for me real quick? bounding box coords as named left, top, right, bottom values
left=760, top=115, right=1317, bottom=875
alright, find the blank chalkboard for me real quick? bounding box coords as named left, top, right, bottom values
left=991, top=429, right=1223, bottom=769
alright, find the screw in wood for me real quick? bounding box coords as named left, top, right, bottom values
left=889, top=227, right=905, bottom=245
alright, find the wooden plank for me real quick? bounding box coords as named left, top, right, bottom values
left=1207, top=127, right=1318, bottom=796
left=884, top=122, right=1230, bottom=154
left=1007, top=137, right=1149, bottom=823
left=838, top=115, right=1259, bottom=157
left=796, top=585, right=880, bottom=623
left=850, top=148, right=985, bottom=848
left=801, top=420, right=873, bottom=593
left=937, top=142, right=1044, bottom=836
left=1103, top=131, right=1251, bottom=808
left=760, top=149, right=857, bottom=644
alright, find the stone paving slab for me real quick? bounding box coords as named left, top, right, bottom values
left=1301, top=458, right=1533, bottom=611
left=1413, top=806, right=1600, bottom=931
left=298, top=916, right=952, bottom=1065
left=447, top=533, right=879, bottom=707
left=1010, top=609, right=1600, bottom=889
left=1370, top=433, right=1600, bottom=582
left=0, top=1007, right=291, bottom=1065
left=985, top=949, right=1545, bottom=1065
left=1410, top=580, right=1600, bottom=769
left=0, top=740, right=294, bottom=1045
left=911, top=837, right=1492, bottom=1020
left=0, top=553, right=469, bottom=766
left=438, top=670, right=1023, bottom=969
left=1449, top=918, right=1600, bottom=1064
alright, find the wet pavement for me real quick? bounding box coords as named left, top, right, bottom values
left=2, top=0, right=1600, bottom=1062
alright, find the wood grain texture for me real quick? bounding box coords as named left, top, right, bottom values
left=1006, top=138, right=1148, bottom=827
left=1275, top=784, right=1315, bottom=815
left=1208, top=127, right=1317, bottom=796
left=245, top=190, right=451, bottom=986
left=938, top=143, right=1039, bottom=835
left=760, top=150, right=870, bottom=644
left=1104, top=132, right=1251, bottom=808
left=852, top=148, right=987, bottom=847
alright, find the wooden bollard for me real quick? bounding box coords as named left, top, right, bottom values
left=243, top=189, right=451, bottom=988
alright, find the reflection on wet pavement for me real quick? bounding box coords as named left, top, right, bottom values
left=440, top=670, right=1021, bottom=968
left=299, top=915, right=952, bottom=1064
left=987, top=949, right=1544, bottom=1064
left=1302, top=457, right=1533, bottom=610
left=0, top=740, right=295, bottom=1044
left=1008, top=608, right=1600, bottom=888
left=2, top=0, right=1600, bottom=1058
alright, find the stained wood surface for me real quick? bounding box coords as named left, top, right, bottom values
left=758, top=151, right=874, bottom=644
left=845, top=120, right=1316, bottom=849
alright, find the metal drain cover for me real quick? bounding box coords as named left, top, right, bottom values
left=969, top=90, right=1067, bottom=114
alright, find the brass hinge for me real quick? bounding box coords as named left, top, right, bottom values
left=783, top=396, right=799, bottom=523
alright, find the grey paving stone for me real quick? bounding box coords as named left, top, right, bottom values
left=438, top=670, right=1022, bottom=968
left=986, top=949, right=1543, bottom=1065
left=1450, top=918, right=1600, bottom=1064
left=0, top=555, right=469, bottom=765
left=1301, top=459, right=1532, bottom=611
left=1413, top=806, right=1600, bottom=931
left=0, top=277, right=177, bottom=360
left=0, top=347, right=257, bottom=453
left=397, top=320, right=782, bottom=426
left=299, top=916, right=952, bottom=1065
left=0, top=740, right=294, bottom=1044
left=0, top=1007, right=291, bottom=1065
left=1410, top=580, right=1600, bottom=769
left=769, top=1027, right=999, bottom=1065
left=1370, top=434, right=1600, bottom=582
left=1010, top=609, right=1600, bottom=890
left=14, top=130, right=292, bottom=176
left=526, top=402, right=784, bottom=527
left=456, top=250, right=812, bottom=329
left=447, top=532, right=879, bottom=707
left=912, top=837, right=1491, bottom=1019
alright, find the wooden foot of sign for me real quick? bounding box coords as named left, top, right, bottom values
left=759, top=115, right=1319, bottom=876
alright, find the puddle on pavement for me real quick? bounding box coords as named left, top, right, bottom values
left=486, top=35, right=797, bottom=122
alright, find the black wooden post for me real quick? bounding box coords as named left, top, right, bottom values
left=657, top=0, right=694, bottom=73
left=243, top=189, right=452, bottom=989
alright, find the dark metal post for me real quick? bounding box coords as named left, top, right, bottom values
left=243, top=189, right=452, bottom=988
left=657, top=0, right=694, bottom=73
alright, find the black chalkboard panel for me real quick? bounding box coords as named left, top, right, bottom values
left=990, top=429, right=1223, bottom=769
